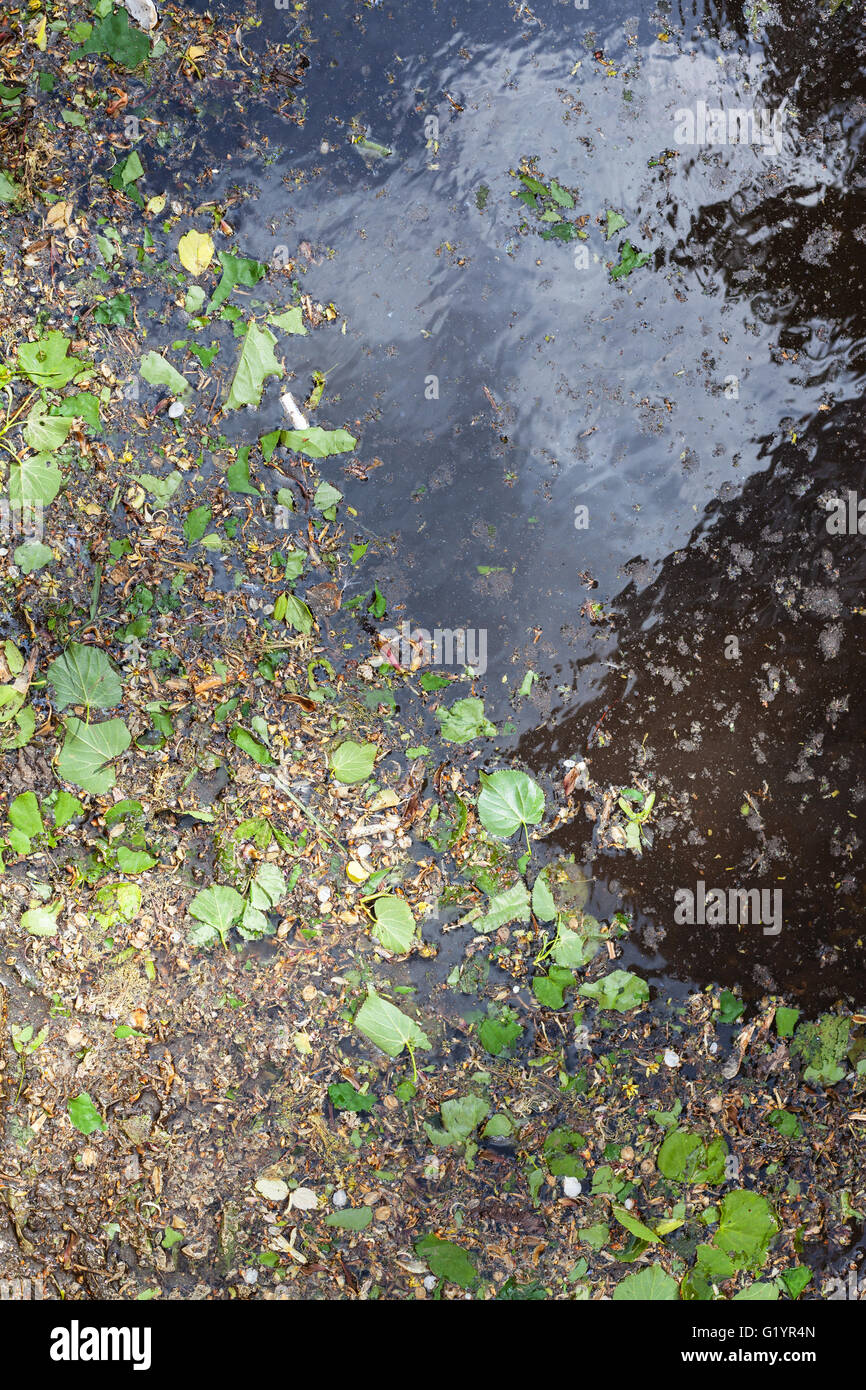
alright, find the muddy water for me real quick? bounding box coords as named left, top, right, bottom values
left=164, top=0, right=865, bottom=1008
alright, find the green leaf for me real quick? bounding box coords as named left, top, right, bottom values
left=415, top=1235, right=476, bottom=1288
left=14, top=541, right=52, bottom=574
left=719, top=989, right=745, bottom=1023
left=21, top=905, right=61, bottom=936
left=207, top=252, right=267, bottom=313
left=8, top=452, right=63, bottom=507
left=183, top=505, right=212, bottom=543
left=325, top=1207, right=373, bottom=1230
left=552, top=916, right=605, bottom=969
left=425, top=1093, right=489, bottom=1147
left=531, top=871, right=557, bottom=922
left=22, top=404, right=74, bottom=452
left=76, top=8, right=151, bottom=67
left=438, top=697, right=496, bottom=743
left=279, top=428, right=357, bottom=459
left=18, top=331, right=89, bottom=388
left=328, top=1082, right=376, bottom=1113
left=9, top=792, right=43, bottom=839
left=277, top=594, right=314, bottom=634
left=714, top=1191, right=779, bottom=1272
left=477, top=769, right=545, bottom=838
left=140, top=351, right=191, bottom=398
left=225, top=449, right=259, bottom=495
left=93, top=292, right=131, bottom=325
left=371, top=895, right=415, bottom=952
left=549, top=180, right=574, bottom=208
left=67, top=1092, right=107, bottom=1136
left=229, top=726, right=275, bottom=766
left=775, top=1006, right=800, bottom=1039
left=578, top=969, right=648, bottom=1012
left=533, top=974, right=566, bottom=1009
left=354, top=989, right=430, bottom=1058
left=613, top=1267, right=679, bottom=1301
left=0, top=170, right=21, bottom=204
left=249, top=863, right=287, bottom=909
left=605, top=209, right=628, bottom=239
left=189, top=884, right=245, bottom=947
left=478, top=1008, right=522, bottom=1055
left=269, top=306, right=307, bottom=335
left=610, top=239, right=651, bottom=281
left=47, top=643, right=122, bottom=711
left=115, top=846, right=156, bottom=874
left=52, top=791, right=83, bottom=829
left=733, top=1282, right=779, bottom=1300
left=136, top=471, right=182, bottom=506
left=612, top=1205, right=663, bottom=1244
left=330, top=740, right=376, bottom=784
left=57, top=717, right=131, bottom=793
left=313, top=481, right=343, bottom=515
left=225, top=322, right=283, bottom=410
left=478, top=880, right=531, bottom=932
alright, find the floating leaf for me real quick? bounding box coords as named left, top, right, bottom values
left=47, top=643, right=122, bottom=711
left=354, top=989, right=430, bottom=1058
left=477, top=769, right=545, bottom=839
left=605, top=209, right=628, bottom=239
left=610, top=239, right=651, bottom=281
left=328, top=1082, right=376, bottom=1113
left=14, top=541, right=52, bottom=574
left=225, top=322, right=283, bottom=410
left=415, top=1235, right=476, bottom=1288
left=207, top=252, right=267, bottom=313
left=330, top=740, right=376, bottom=784
left=325, top=1207, right=374, bottom=1230
left=18, top=331, right=89, bottom=388
left=371, top=895, right=415, bottom=953
left=714, top=1191, right=779, bottom=1272
left=438, top=697, right=496, bottom=743
left=8, top=452, right=63, bottom=507
left=57, top=717, right=131, bottom=793
left=140, top=351, right=191, bottom=398
left=612, top=1267, right=678, bottom=1301
left=76, top=8, right=151, bottom=67
left=189, top=884, right=245, bottom=947
left=578, top=969, right=648, bottom=1012
left=478, top=880, right=531, bottom=933
left=177, top=229, right=214, bottom=276
left=279, top=427, right=357, bottom=459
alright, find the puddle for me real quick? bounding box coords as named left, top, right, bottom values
left=132, top=0, right=865, bottom=1011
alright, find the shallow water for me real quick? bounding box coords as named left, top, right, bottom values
left=148, top=0, right=866, bottom=1008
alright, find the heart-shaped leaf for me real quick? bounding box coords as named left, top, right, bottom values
left=354, top=989, right=430, bottom=1058
left=189, top=884, right=245, bottom=947
left=477, top=769, right=545, bottom=839
left=48, top=643, right=123, bottom=711
left=330, top=740, right=376, bottom=784
left=57, top=717, right=131, bottom=793
left=371, top=895, right=415, bottom=953
left=177, top=228, right=214, bottom=276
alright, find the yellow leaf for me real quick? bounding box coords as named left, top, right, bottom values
left=146, top=194, right=167, bottom=216
left=177, top=229, right=214, bottom=277
left=34, top=14, right=46, bottom=50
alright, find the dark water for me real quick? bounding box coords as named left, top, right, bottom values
left=148, top=0, right=865, bottom=1008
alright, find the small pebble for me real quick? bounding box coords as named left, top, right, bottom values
left=332, top=1189, right=348, bottom=1209
left=423, top=1275, right=438, bottom=1292
left=316, top=885, right=332, bottom=904
left=168, top=401, right=184, bottom=419
left=664, top=1049, right=681, bottom=1068
left=562, top=1176, right=582, bottom=1199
